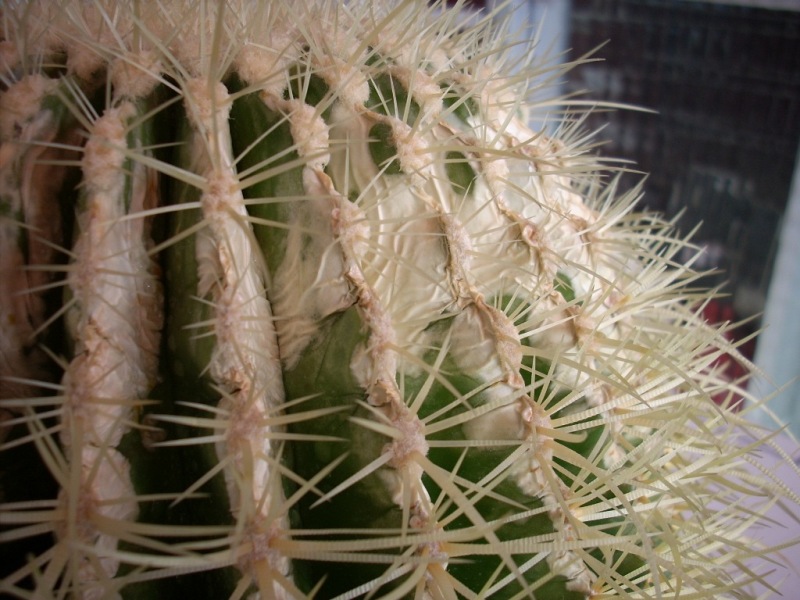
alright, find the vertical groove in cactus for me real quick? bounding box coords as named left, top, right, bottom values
left=0, top=1, right=798, bottom=599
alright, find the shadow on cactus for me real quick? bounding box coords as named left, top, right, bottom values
left=1, top=1, right=798, bottom=598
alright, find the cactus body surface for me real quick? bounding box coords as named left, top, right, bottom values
left=1, top=1, right=798, bottom=598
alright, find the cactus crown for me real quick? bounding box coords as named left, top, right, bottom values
left=1, top=1, right=798, bottom=599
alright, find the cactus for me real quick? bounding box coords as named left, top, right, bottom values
left=1, top=1, right=798, bottom=598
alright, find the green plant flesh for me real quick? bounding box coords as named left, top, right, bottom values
left=1, top=1, right=798, bottom=599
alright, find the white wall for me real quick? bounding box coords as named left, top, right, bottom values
left=486, top=0, right=571, bottom=134
left=751, top=143, right=800, bottom=438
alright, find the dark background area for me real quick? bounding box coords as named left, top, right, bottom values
left=565, top=0, right=800, bottom=318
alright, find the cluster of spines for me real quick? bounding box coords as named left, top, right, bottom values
left=1, top=1, right=799, bottom=599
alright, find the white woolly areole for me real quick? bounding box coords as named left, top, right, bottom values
left=184, top=78, right=231, bottom=135
left=0, top=75, right=58, bottom=137
left=81, top=104, right=133, bottom=192
left=264, top=96, right=330, bottom=169
left=109, top=51, right=162, bottom=99
left=236, top=38, right=298, bottom=99
left=388, top=66, right=444, bottom=120
left=390, top=119, right=433, bottom=177
left=313, top=51, right=371, bottom=109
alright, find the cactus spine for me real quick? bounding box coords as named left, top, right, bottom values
left=1, top=1, right=798, bottom=598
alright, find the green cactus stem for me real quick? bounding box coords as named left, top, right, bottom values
left=1, top=1, right=798, bottom=599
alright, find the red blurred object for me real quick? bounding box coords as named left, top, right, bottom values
left=701, top=299, right=756, bottom=412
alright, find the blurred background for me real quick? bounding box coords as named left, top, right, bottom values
left=474, top=0, right=800, bottom=437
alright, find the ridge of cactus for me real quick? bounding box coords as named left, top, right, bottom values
left=1, top=1, right=799, bottom=599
